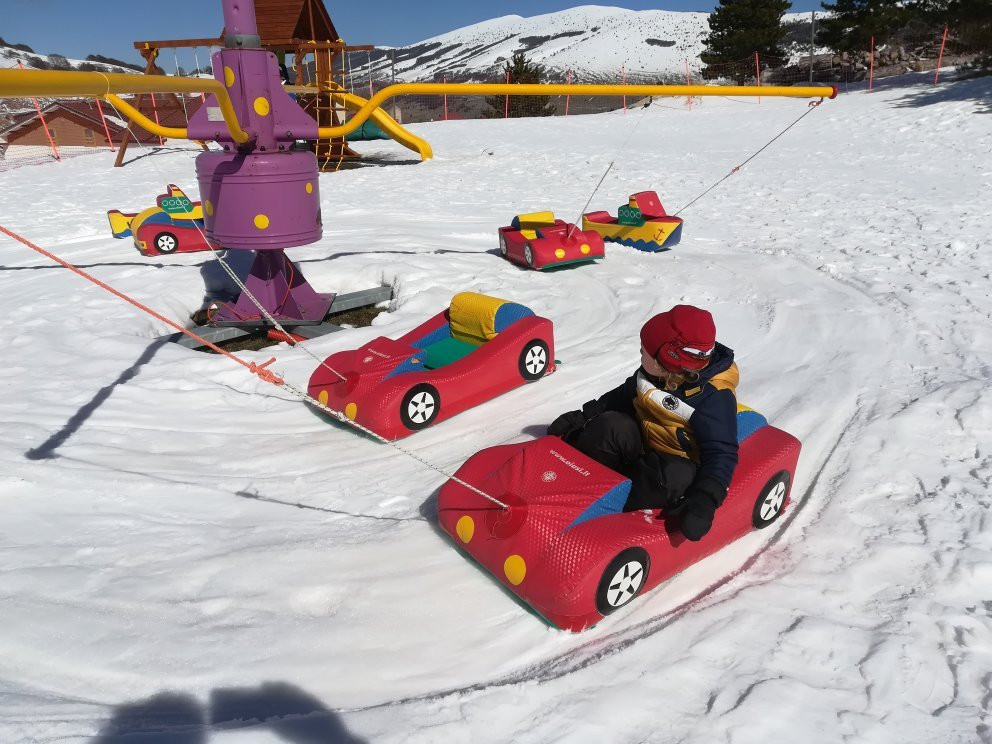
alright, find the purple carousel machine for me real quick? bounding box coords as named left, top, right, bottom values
left=186, top=0, right=332, bottom=326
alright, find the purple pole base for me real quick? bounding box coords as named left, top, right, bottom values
left=210, top=250, right=335, bottom=327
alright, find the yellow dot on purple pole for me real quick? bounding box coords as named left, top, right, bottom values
left=253, top=97, right=270, bottom=116
left=305, top=182, right=313, bottom=194
left=205, top=200, right=214, bottom=216
left=455, top=516, right=475, bottom=544
left=254, top=214, right=270, bottom=230
left=224, top=67, right=235, bottom=87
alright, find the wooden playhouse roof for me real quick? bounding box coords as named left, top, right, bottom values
left=232, top=0, right=342, bottom=44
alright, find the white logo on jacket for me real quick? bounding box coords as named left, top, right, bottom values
left=635, top=373, right=696, bottom=422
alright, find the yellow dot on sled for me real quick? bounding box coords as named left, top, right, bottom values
left=224, top=67, right=235, bottom=87
left=205, top=200, right=214, bottom=216
left=253, top=97, right=271, bottom=116
left=580, top=243, right=590, bottom=254
left=254, top=214, right=270, bottom=229
left=345, top=403, right=357, bottom=420
left=456, top=516, right=475, bottom=543
left=504, top=555, right=526, bottom=585
left=305, top=182, right=313, bottom=194
left=555, top=248, right=565, bottom=259
left=318, top=390, right=329, bottom=405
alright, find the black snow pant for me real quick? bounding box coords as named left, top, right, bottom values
left=567, top=410, right=697, bottom=513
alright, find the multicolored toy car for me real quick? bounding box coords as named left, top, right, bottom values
left=436, top=406, right=800, bottom=631
left=498, top=211, right=605, bottom=270
left=107, top=184, right=218, bottom=256
left=307, top=292, right=555, bottom=440
left=582, top=191, right=683, bottom=252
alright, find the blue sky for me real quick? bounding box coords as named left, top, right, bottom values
left=3, top=1, right=824, bottom=65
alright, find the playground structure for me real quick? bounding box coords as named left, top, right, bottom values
left=0, top=0, right=836, bottom=342
left=122, top=0, right=374, bottom=170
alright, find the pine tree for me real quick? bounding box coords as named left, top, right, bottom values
left=817, top=0, right=909, bottom=54
left=484, top=52, right=555, bottom=118
left=700, top=0, right=792, bottom=83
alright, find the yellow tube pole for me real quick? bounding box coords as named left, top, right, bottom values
left=0, top=68, right=250, bottom=143
left=103, top=94, right=188, bottom=141
left=316, top=82, right=837, bottom=139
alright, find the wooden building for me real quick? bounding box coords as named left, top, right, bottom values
left=0, top=97, right=204, bottom=153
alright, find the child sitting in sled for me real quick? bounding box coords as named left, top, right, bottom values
left=547, top=304, right=739, bottom=541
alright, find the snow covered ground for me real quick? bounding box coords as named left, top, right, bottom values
left=1, top=73, right=991, bottom=743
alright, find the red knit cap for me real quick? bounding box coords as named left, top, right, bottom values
left=640, top=305, right=716, bottom=373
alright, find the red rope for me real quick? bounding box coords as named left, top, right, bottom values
left=0, top=224, right=284, bottom=386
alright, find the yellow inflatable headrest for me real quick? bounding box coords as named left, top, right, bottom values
left=449, top=292, right=509, bottom=345
left=515, top=211, right=556, bottom=230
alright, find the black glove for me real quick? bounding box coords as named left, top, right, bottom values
left=547, top=410, right=586, bottom=438
left=546, top=399, right=605, bottom=439
left=678, top=475, right=728, bottom=541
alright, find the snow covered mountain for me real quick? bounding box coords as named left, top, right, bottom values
left=351, top=5, right=817, bottom=82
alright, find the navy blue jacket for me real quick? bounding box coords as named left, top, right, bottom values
left=595, top=343, right=740, bottom=488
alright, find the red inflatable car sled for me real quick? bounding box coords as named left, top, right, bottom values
left=498, top=211, right=605, bottom=270
left=308, top=292, right=555, bottom=440
left=437, top=407, right=800, bottom=631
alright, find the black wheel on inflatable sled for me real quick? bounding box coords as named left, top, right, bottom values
left=752, top=470, right=790, bottom=529
left=400, top=384, right=440, bottom=431
left=518, top=340, right=550, bottom=381
left=154, top=231, right=179, bottom=254
left=595, top=547, right=650, bottom=616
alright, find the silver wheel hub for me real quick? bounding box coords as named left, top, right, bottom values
left=606, top=561, right=644, bottom=607
left=760, top=481, right=787, bottom=521
left=407, top=392, right=436, bottom=423
left=525, top=346, right=547, bottom=374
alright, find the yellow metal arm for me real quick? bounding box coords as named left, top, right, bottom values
left=0, top=68, right=250, bottom=143
left=316, top=82, right=837, bottom=139
left=103, top=94, right=188, bottom=140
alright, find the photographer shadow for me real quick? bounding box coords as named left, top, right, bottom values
left=91, top=681, right=366, bottom=744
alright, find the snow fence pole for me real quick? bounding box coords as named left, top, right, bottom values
left=17, top=62, right=59, bottom=161
left=150, top=92, right=164, bottom=145
left=95, top=98, right=116, bottom=152
left=443, top=74, right=448, bottom=121
left=869, top=37, right=875, bottom=92
left=565, top=69, right=572, bottom=117
left=368, top=50, right=373, bottom=99
left=755, top=52, right=761, bottom=104
left=504, top=70, right=509, bottom=118
left=934, top=25, right=948, bottom=84
left=622, top=64, right=627, bottom=113
left=685, top=59, right=692, bottom=110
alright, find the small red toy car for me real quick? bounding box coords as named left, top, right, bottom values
left=307, top=292, right=555, bottom=440
left=436, top=407, right=800, bottom=631
left=107, top=184, right=219, bottom=256
left=498, top=211, right=605, bottom=270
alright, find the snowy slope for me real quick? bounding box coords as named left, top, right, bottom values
left=1, top=73, right=991, bottom=743
left=354, top=6, right=819, bottom=81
